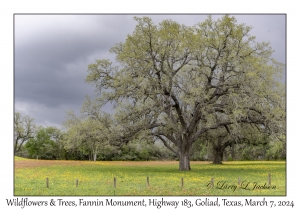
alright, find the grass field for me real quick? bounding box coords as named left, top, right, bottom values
left=14, top=157, right=286, bottom=196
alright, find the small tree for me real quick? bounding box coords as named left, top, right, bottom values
left=45, top=126, right=66, bottom=159
left=25, top=127, right=50, bottom=159
left=14, top=112, right=35, bottom=154
left=63, top=110, right=111, bottom=161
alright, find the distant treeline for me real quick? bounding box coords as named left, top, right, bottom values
left=16, top=133, right=285, bottom=162
left=15, top=112, right=285, bottom=162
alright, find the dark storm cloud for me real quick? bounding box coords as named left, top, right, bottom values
left=15, top=15, right=136, bottom=105
left=14, top=14, right=285, bottom=127
left=15, top=15, right=137, bottom=126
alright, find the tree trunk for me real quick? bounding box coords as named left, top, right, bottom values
left=179, top=139, right=191, bottom=171
left=230, top=144, right=235, bottom=160
left=92, top=146, right=97, bottom=161
left=14, top=143, right=17, bottom=154
left=212, top=144, right=224, bottom=164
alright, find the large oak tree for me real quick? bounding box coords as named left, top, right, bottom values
left=86, top=15, right=285, bottom=170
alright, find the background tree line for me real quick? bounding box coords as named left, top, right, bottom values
left=14, top=111, right=285, bottom=161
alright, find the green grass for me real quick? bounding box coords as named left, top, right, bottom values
left=14, top=158, right=286, bottom=196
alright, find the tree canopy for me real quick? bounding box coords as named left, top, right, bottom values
left=85, top=15, right=285, bottom=170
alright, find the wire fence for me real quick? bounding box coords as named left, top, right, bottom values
left=44, top=173, right=272, bottom=189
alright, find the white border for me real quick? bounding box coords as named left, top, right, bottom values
left=1, top=1, right=297, bottom=209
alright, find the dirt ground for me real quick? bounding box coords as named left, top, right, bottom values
left=14, top=159, right=86, bottom=169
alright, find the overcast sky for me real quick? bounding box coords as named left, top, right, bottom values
left=14, top=14, right=286, bottom=128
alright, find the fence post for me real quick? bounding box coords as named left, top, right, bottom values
left=46, top=178, right=49, bottom=188
left=268, top=173, right=271, bottom=186
left=238, top=177, right=241, bottom=186
left=114, top=177, right=116, bottom=188
left=76, top=179, right=78, bottom=187
left=181, top=178, right=184, bottom=188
